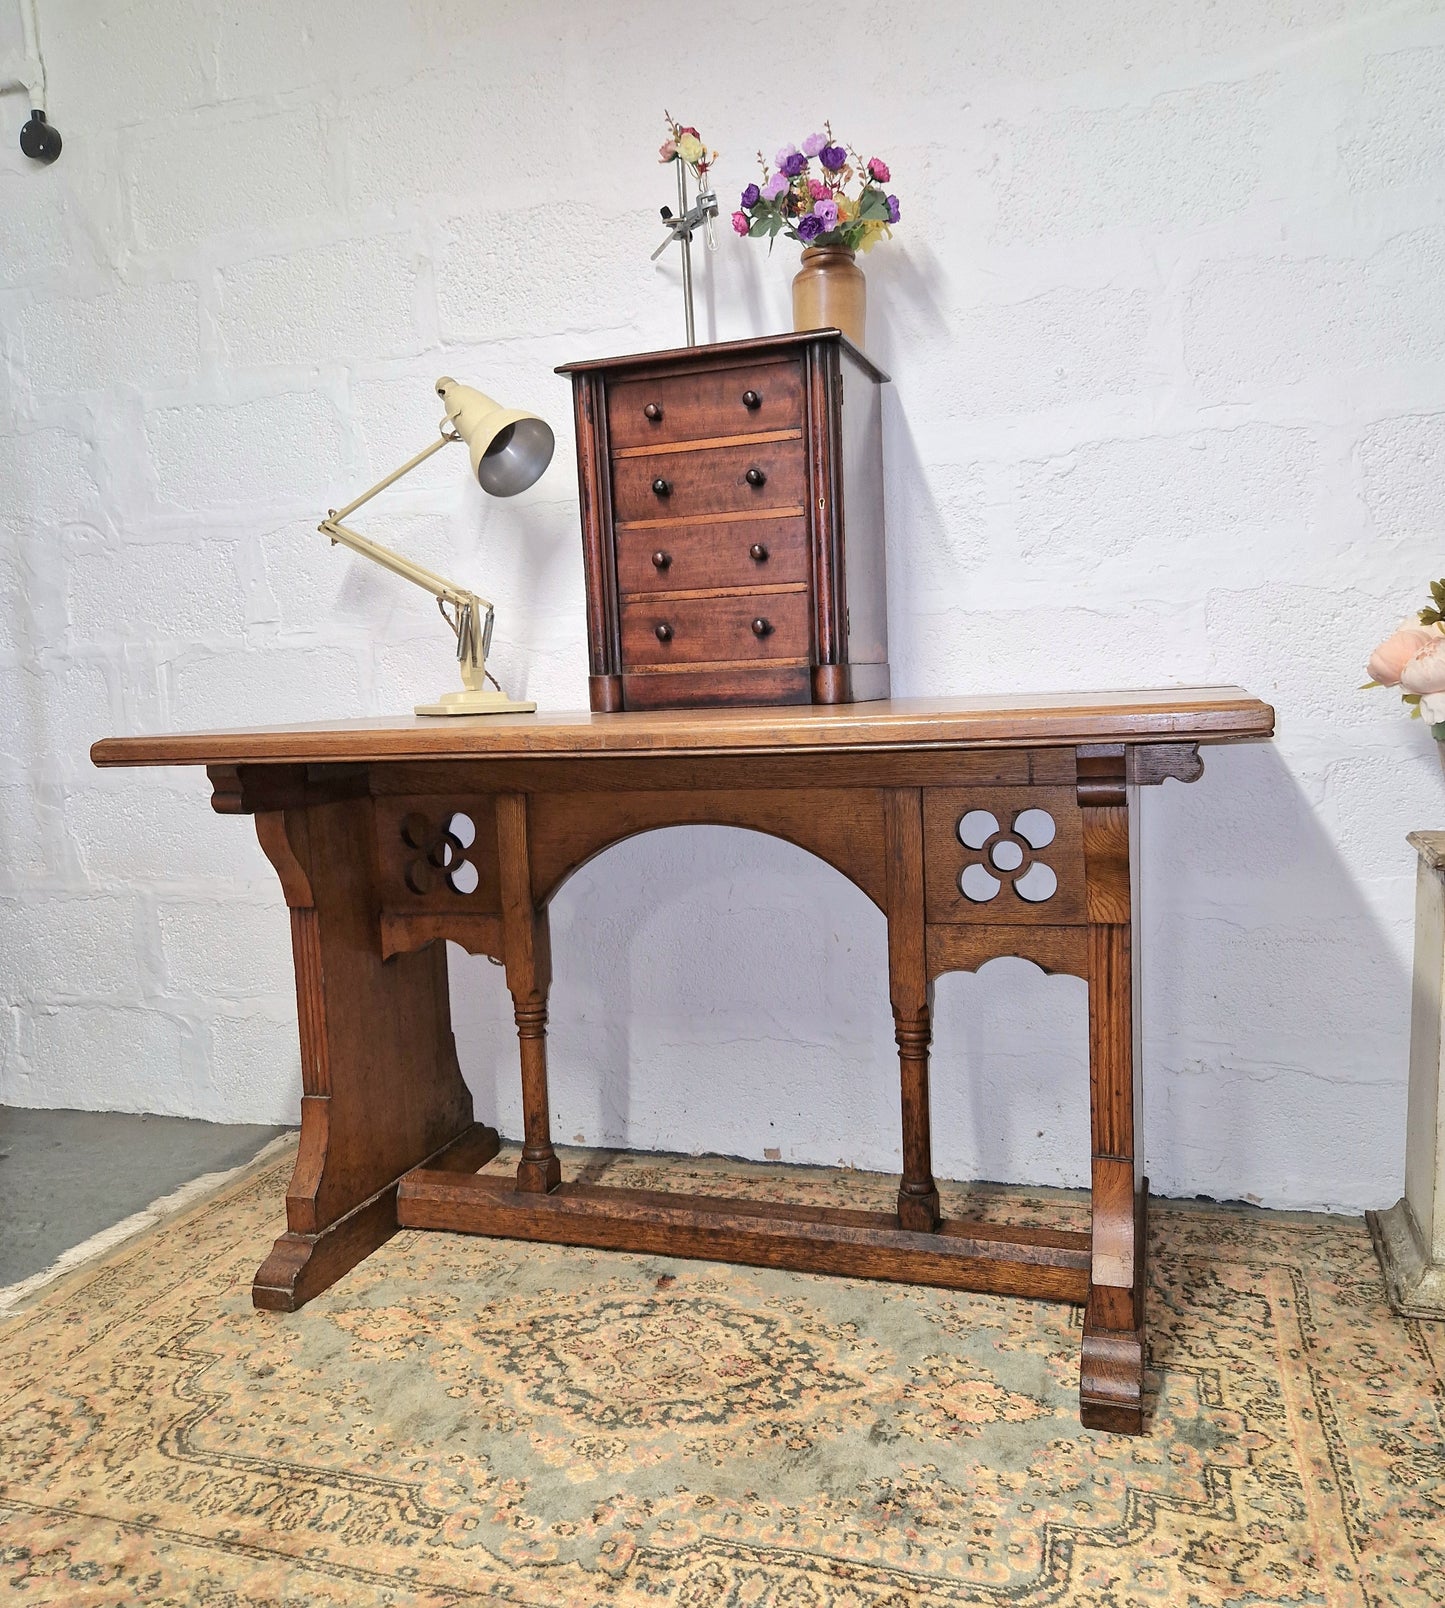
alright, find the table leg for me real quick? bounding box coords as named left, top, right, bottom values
left=1077, top=767, right=1146, bottom=1433
left=498, top=792, right=562, bottom=1193
left=885, top=789, right=941, bottom=1233
left=246, top=795, right=497, bottom=1311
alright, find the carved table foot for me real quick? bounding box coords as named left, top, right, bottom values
left=1079, top=1179, right=1148, bottom=1434
left=253, top=1122, right=500, bottom=1311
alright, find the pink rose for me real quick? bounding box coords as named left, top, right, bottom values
left=658, top=138, right=677, bottom=162
left=731, top=209, right=750, bottom=236
left=1368, top=620, right=1440, bottom=685
left=1400, top=634, right=1445, bottom=695
left=808, top=178, right=829, bottom=200
left=867, top=156, right=891, bottom=182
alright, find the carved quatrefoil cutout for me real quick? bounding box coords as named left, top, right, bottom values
left=400, top=811, right=479, bottom=896
left=956, top=807, right=1058, bottom=904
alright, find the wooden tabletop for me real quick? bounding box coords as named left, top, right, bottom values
left=91, top=689, right=1274, bottom=769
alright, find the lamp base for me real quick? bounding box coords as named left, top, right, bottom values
left=415, top=688, right=537, bottom=717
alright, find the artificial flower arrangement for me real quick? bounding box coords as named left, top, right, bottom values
left=659, top=112, right=716, bottom=186
left=1366, top=579, right=1445, bottom=735
left=732, top=124, right=899, bottom=253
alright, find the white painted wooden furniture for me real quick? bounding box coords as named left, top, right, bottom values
left=1369, top=830, right=1445, bottom=1319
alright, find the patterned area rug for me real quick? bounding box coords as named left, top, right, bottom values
left=1, top=1142, right=1441, bottom=1606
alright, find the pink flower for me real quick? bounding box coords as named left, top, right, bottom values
left=1401, top=634, right=1445, bottom=695
left=867, top=156, right=891, bottom=182
left=1423, top=691, right=1445, bottom=725
left=1368, top=620, right=1441, bottom=685
left=658, top=138, right=677, bottom=162
left=808, top=178, right=829, bottom=200
left=731, top=209, right=750, bottom=236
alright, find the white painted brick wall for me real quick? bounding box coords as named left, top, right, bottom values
left=19, top=281, right=201, bottom=396
left=126, top=105, right=337, bottom=252
left=3, top=0, right=1442, bottom=1211
left=217, top=237, right=422, bottom=368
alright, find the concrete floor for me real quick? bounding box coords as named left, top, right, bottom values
left=0, top=1107, right=290, bottom=1289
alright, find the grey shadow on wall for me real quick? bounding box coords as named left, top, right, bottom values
left=469, top=475, right=577, bottom=705
left=455, top=823, right=896, bottom=1173
left=728, top=242, right=781, bottom=349
left=854, top=245, right=959, bottom=681
left=936, top=739, right=1416, bottom=1219
left=1131, top=738, right=1414, bottom=1216
left=875, top=386, right=961, bottom=683
left=863, top=240, right=952, bottom=379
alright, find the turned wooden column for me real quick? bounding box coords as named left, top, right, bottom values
left=885, top=788, right=941, bottom=1232
left=1369, top=830, right=1445, bottom=1319
left=497, top=792, right=562, bottom=1194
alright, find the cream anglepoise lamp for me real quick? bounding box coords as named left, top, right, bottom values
left=319, top=377, right=554, bottom=716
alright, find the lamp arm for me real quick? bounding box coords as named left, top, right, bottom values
left=320, top=515, right=498, bottom=689
left=318, top=515, right=493, bottom=616
left=328, top=431, right=451, bottom=525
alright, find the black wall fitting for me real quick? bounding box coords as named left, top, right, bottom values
left=19, top=107, right=60, bottom=163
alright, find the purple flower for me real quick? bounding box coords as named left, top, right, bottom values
left=886, top=193, right=900, bottom=223
left=802, top=132, right=828, bottom=158
left=813, top=198, right=839, bottom=232
left=819, top=143, right=847, bottom=172
left=761, top=171, right=789, bottom=202
left=781, top=149, right=807, bottom=177
left=740, top=182, right=761, bottom=209
left=797, top=213, right=824, bottom=243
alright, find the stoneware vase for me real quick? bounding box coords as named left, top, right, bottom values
left=792, top=246, right=866, bottom=350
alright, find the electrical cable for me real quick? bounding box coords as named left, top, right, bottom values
left=6, top=0, right=59, bottom=162
left=19, top=0, right=44, bottom=107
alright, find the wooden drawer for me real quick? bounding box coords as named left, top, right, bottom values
left=612, top=437, right=806, bottom=525
left=621, top=589, right=811, bottom=667
left=621, top=664, right=812, bottom=709
left=617, top=515, right=810, bottom=596
left=606, top=361, right=803, bottom=449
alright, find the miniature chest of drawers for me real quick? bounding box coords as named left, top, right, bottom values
left=558, top=331, right=891, bottom=711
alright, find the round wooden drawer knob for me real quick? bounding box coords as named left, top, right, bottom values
left=751, top=617, right=772, bottom=638
left=742, top=390, right=762, bottom=409
left=652, top=477, right=671, bottom=497
left=745, top=466, right=766, bottom=487
left=749, top=543, right=769, bottom=562
left=655, top=622, right=673, bottom=642
left=643, top=402, right=663, bottom=421
left=651, top=550, right=671, bottom=570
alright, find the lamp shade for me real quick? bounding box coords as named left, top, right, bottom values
left=435, top=377, right=555, bottom=497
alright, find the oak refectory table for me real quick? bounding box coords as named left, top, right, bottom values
left=92, top=690, right=1274, bottom=1434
